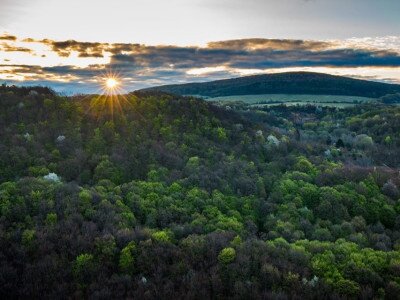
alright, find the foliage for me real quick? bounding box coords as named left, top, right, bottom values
left=218, top=247, right=236, bottom=264
left=0, top=86, right=400, bottom=298
left=143, top=72, right=400, bottom=98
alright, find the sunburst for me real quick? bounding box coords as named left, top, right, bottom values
left=105, top=77, right=118, bottom=89
left=85, top=69, right=133, bottom=120
left=99, top=70, right=123, bottom=95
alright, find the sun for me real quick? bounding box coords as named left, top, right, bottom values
left=97, top=71, right=124, bottom=97
left=105, top=77, right=118, bottom=89
left=88, top=70, right=132, bottom=119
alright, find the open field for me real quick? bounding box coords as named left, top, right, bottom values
left=252, top=102, right=361, bottom=108
left=207, top=94, right=377, bottom=107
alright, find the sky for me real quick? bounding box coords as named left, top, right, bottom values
left=0, top=0, right=399, bottom=94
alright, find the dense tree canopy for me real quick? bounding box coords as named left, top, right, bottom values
left=0, top=86, right=400, bottom=298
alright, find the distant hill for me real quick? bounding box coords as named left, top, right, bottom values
left=141, top=72, right=400, bottom=98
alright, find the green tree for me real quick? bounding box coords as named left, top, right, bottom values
left=294, top=157, right=316, bottom=174
left=152, top=230, right=173, bottom=243
left=93, top=157, right=122, bottom=184
left=215, top=127, right=227, bottom=141
left=45, top=212, right=57, bottom=225
left=119, top=241, right=136, bottom=274
left=94, top=235, right=117, bottom=265
left=218, top=247, right=236, bottom=264
left=73, top=253, right=95, bottom=284
left=335, top=279, right=360, bottom=297
left=21, top=229, right=35, bottom=248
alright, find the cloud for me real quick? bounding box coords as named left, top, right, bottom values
left=0, top=34, right=17, bottom=41
left=40, top=39, right=108, bottom=58
left=207, top=39, right=329, bottom=51
left=13, top=36, right=400, bottom=69
left=107, top=38, right=400, bottom=70
left=0, top=42, right=32, bottom=53
left=1, top=35, right=400, bottom=92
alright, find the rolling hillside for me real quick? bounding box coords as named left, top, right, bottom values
left=141, top=72, right=400, bottom=98
left=2, top=85, right=400, bottom=299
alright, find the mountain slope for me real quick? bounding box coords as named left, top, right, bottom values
left=2, top=86, right=400, bottom=298
left=141, top=72, right=400, bottom=98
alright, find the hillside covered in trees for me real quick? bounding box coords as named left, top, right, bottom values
left=1, top=85, right=400, bottom=298
left=142, top=72, right=400, bottom=98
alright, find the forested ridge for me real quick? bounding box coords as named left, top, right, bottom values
left=142, top=72, right=400, bottom=98
left=1, top=86, right=400, bottom=299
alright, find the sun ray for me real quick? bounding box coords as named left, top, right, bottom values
left=81, top=69, right=135, bottom=121
left=79, top=69, right=147, bottom=124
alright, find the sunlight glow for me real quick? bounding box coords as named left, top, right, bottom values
left=100, top=71, right=123, bottom=95
left=83, top=70, right=134, bottom=121
left=106, top=77, right=118, bottom=89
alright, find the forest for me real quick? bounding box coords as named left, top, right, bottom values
left=143, top=72, right=400, bottom=98
left=1, top=85, right=400, bottom=299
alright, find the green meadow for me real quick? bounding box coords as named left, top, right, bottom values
left=208, top=94, right=377, bottom=107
